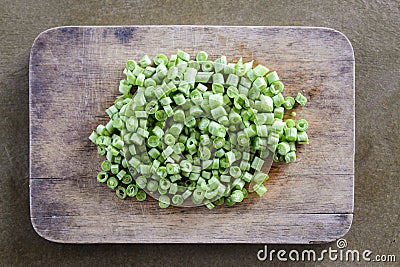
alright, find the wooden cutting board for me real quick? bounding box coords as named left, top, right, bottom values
left=29, top=26, right=354, bottom=243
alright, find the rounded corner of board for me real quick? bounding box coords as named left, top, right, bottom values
left=30, top=26, right=77, bottom=54
left=318, top=27, right=355, bottom=61
left=30, top=217, right=66, bottom=244
left=312, top=213, right=353, bottom=244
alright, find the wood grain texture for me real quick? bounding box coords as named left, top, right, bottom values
left=29, top=26, right=354, bottom=243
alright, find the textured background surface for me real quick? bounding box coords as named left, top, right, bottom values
left=0, top=0, right=398, bottom=266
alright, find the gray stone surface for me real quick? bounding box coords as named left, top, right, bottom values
left=0, top=0, right=398, bottom=266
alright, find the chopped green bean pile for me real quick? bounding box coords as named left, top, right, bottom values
left=89, top=50, right=309, bottom=209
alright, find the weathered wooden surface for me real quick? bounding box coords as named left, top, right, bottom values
left=29, top=26, right=354, bottom=243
